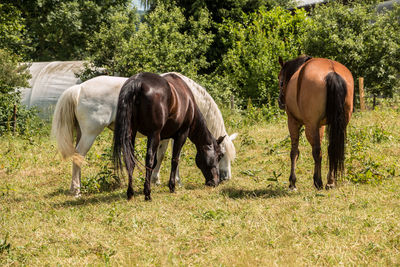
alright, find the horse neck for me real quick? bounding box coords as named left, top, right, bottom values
left=188, top=107, right=214, bottom=148
left=175, top=73, right=227, bottom=138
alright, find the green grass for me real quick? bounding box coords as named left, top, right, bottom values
left=1, top=105, right=400, bottom=266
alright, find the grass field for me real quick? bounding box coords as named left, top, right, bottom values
left=1, top=104, right=400, bottom=266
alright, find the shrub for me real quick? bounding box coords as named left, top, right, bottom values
left=304, top=1, right=400, bottom=98
left=217, top=6, right=309, bottom=106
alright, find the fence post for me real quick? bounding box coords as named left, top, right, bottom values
left=230, top=95, right=234, bottom=110
left=359, top=77, right=365, bottom=111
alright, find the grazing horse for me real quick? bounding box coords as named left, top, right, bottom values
left=51, top=74, right=237, bottom=197
left=112, top=72, right=225, bottom=200
left=278, top=56, right=354, bottom=190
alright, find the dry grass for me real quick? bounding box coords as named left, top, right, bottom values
left=1, top=105, right=400, bottom=266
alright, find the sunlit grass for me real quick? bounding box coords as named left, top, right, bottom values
left=1, top=105, right=400, bottom=266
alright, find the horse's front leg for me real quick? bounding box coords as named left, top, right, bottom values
left=144, top=133, right=160, bottom=201
left=169, top=132, right=188, bottom=193
left=305, top=125, right=324, bottom=190
left=287, top=114, right=301, bottom=190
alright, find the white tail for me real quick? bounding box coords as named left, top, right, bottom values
left=51, top=85, right=81, bottom=159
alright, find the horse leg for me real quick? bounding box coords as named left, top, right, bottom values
left=151, top=139, right=169, bottom=185
left=325, top=122, right=340, bottom=189
left=144, top=133, right=160, bottom=201
left=169, top=133, right=188, bottom=193
left=170, top=140, right=182, bottom=186
left=305, top=125, right=323, bottom=190
left=287, top=114, right=301, bottom=190
left=126, top=131, right=137, bottom=200
left=71, top=132, right=99, bottom=196
left=71, top=125, right=82, bottom=195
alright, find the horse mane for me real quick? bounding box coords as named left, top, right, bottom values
left=282, top=55, right=313, bottom=86
left=166, top=72, right=236, bottom=161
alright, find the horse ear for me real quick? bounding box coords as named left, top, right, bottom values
left=229, top=133, right=238, bottom=141
left=217, top=135, right=226, bottom=145
left=279, top=57, right=284, bottom=67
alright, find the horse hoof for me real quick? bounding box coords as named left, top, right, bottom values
left=288, top=186, right=297, bottom=192
left=205, top=180, right=217, bottom=187
left=145, top=195, right=152, bottom=201
left=151, top=177, right=161, bottom=186
left=127, top=188, right=134, bottom=200
left=70, top=188, right=81, bottom=197
left=325, top=184, right=335, bottom=190
left=314, top=181, right=323, bottom=190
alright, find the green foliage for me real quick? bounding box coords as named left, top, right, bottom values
left=304, top=1, right=400, bottom=98
left=0, top=4, right=28, bottom=57
left=0, top=233, right=11, bottom=255
left=3, top=0, right=131, bottom=61
left=346, top=125, right=396, bottom=185
left=85, top=7, right=140, bottom=76
left=81, top=147, right=121, bottom=194
left=0, top=49, right=43, bottom=136
left=83, top=3, right=213, bottom=77
left=217, top=7, right=310, bottom=106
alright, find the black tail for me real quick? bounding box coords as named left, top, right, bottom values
left=112, top=78, right=141, bottom=176
left=325, top=72, right=347, bottom=178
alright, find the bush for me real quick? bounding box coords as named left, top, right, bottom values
left=0, top=49, right=43, bottom=136
left=83, top=3, right=213, bottom=78
left=304, top=1, right=400, bottom=98
left=217, top=6, right=309, bottom=106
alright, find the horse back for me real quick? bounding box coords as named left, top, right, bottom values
left=133, top=73, right=194, bottom=139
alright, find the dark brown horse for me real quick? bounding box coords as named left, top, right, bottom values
left=112, top=72, right=225, bottom=200
left=278, top=56, right=354, bottom=190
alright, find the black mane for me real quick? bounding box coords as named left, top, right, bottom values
left=282, top=55, right=312, bottom=85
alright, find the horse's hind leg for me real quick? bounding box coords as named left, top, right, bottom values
left=71, top=131, right=101, bottom=196
left=144, top=133, right=160, bottom=201
left=151, top=139, right=169, bottom=185
left=71, top=125, right=82, bottom=195
left=287, top=114, right=301, bottom=190
left=305, top=125, right=324, bottom=190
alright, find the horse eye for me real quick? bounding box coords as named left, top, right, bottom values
left=280, top=80, right=283, bottom=87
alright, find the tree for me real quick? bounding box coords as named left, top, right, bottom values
left=84, top=3, right=214, bottom=77
left=141, top=0, right=296, bottom=72
left=0, top=3, right=28, bottom=57
left=217, top=6, right=310, bottom=105
left=3, top=0, right=131, bottom=61
left=303, top=1, right=400, bottom=98
left=0, top=49, right=31, bottom=134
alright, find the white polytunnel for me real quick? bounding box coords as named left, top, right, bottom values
left=20, top=61, right=86, bottom=119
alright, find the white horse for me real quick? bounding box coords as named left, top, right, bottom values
left=51, top=73, right=237, bottom=196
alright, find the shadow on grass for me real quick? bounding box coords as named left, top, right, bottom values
left=45, top=188, right=70, bottom=197
left=220, top=185, right=289, bottom=199
left=51, top=188, right=144, bottom=208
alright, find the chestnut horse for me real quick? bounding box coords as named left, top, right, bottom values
left=112, top=72, right=225, bottom=200
left=278, top=56, right=354, bottom=190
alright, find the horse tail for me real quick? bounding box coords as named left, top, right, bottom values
left=112, top=78, right=141, bottom=175
left=325, top=72, right=347, bottom=178
left=51, top=85, right=80, bottom=159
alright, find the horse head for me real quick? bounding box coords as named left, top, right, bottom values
left=218, top=133, right=238, bottom=181
left=195, top=135, right=226, bottom=187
